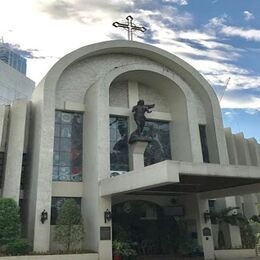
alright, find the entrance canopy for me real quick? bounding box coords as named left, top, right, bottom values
left=100, top=160, right=260, bottom=199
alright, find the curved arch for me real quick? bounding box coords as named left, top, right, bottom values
left=39, top=40, right=227, bottom=163
left=41, top=40, right=218, bottom=109
left=87, top=62, right=203, bottom=163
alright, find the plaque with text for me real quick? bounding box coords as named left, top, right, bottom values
left=100, top=226, right=111, bottom=240
left=202, top=227, right=211, bottom=236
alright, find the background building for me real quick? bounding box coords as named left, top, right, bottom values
left=0, top=42, right=27, bottom=74
left=0, top=58, right=34, bottom=105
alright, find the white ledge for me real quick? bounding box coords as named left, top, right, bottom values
left=100, top=160, right=260, bottom=196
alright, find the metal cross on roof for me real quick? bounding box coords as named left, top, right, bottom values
left=113, top=15, right=146, bottom=41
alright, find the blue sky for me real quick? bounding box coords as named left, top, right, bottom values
left=0, top=0, right=259, bottom=141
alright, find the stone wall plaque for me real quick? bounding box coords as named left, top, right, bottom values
left=202, top=227, right=211, bottom=236
left=100, top=226, right=111, bottom=240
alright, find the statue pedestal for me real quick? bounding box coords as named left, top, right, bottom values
left=129, top=140, right=149, bottom=170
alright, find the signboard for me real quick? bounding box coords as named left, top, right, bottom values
left=164, top=206, right=184, bottom=216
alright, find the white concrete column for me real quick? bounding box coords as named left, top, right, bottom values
left=27, top=81, right=55, bottom=252
left=225, top=196, right=242, bottom=248
left=196, top=195, right=215, bottom=260
left=186, top=98, right=204, bottom=163
left=129, top=141, right=149, bottom=170
left=247, top=138, right=260, bottom=166
left=84, top=79, right=112, bottom=260
left=128, top=81, right=139, bottom=135
left=234, top=133, right=251, bottom=165
left=224, top=128, right=238, bottom=165
left=2, top=100, right=28, bottom=203
left=243, top=194, right=258, bottom=218
left=128, top=81, right=139, bottom=109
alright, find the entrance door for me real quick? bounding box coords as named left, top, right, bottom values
left=112, top=200, right=180, bottom=256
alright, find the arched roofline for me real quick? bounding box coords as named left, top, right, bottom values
left=40, top=40, right=219, bottom=111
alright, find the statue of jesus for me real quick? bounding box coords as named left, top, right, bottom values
left=131, top=99, right=155, bottom=136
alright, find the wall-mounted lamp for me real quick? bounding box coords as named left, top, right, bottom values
left=204, top=210, right=211, bottom=223
left=104, top=209, right=112, bottom=223
left=41, top=209, right=48, bottom=224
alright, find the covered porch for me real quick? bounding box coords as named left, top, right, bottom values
left=101, top=160, right=260, bottom=260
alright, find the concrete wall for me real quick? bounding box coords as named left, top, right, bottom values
left=215, top=249, right=256, bottom=259
left=2, top=100, right=28, bottom=202
left=0, top=60, right=34, bottom=105
left=224, top=127, right=260, bottom=218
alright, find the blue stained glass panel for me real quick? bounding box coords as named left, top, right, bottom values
left=53, top=111, right=83, bottom=182
left=143, top=120, right=172, bottom=166
left=110, top=116, right=129, bottom=171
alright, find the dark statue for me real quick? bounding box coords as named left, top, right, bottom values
left=129, top=100, right=155, bottom=144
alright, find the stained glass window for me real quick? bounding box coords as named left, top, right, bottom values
left=143, top=120, right=172, bottom=166
left=20, top=154, right=27, bottom=190
left=51, top=197, right=81, bottom=225
left=110, top=116, right=129, bottom=171
left=53, top=111, right=83, bottom=182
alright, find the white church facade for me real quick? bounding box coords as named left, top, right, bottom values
left=0, top=40, right=260, bottom=260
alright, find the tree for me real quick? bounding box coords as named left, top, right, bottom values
left=54, top=199, right=84, bottom=251
left=210, top=207, right=251, bottom=249
left=0, top=198, right=21, bottom=246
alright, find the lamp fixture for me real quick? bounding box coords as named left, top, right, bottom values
left=41, top=209, right=48, bottom=224
left=104, top=209, right=112, bottom=223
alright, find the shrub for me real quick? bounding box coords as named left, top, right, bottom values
left=0, top=198, right=21, bottom=245
left=5, top=239, right=31, bottom=256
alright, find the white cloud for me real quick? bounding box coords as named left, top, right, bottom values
left=1, top=0, right=259, bottom=111
left=221, top=26, right=260, bottom=41
left=243, top=11, right=255, bottom=21
left=207, top=15, right=260, bottom=42
left=221, top=96, right=260, bottom=109
left=162, top=0, right=188, bottom=5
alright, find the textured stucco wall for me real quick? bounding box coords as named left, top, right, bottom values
left=0, top=60, right=34, bottom=104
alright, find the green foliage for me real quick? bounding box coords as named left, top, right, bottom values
left=55, top=199, right=84, bottom=251
left=112, top=240, right=136, bottom=257
left=0, top=198, right=21, bottom=246
left=178, top=240, right=201, bottom=257
left=5, top=239, right=31, bottom=256
left=240, top=222, right=256, bottom=249
left=210, top=207, right=247, bottom=226
left=210, top=206, right=256, bottom=249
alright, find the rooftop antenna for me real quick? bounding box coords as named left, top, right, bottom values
left=219, top=77, right=231, bottom=102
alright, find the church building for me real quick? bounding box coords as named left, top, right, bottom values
left=0, top=40, right=260, bottom=260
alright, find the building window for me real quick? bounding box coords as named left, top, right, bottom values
left=199, top=125, right=210, bottom=163
left=110, top=116, right=129, bottom=171
left=51, top=197, right=81, bottom=225
left=143, top=120, right=172, bottom=166
left=53, top=111, right=83, bottom=182
left=0, top=152, right=4, bottom=188
left=20, top=154, right=27, bottom=190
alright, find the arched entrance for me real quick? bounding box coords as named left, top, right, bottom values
left=112, top=200, right=182, bottom=257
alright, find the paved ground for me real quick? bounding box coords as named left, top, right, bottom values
left=136, top=256, right=260, bottom=260
left=136, top=256, right=202, bottom=260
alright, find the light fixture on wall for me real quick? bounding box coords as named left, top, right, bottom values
left=204, top=210, right=211, bottom=223
left=104, top=209, right=112, bottom=223
left=41, top=209, right=48, bottom=224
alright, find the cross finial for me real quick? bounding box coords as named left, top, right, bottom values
left=113, top=15, right=146, bottom=41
